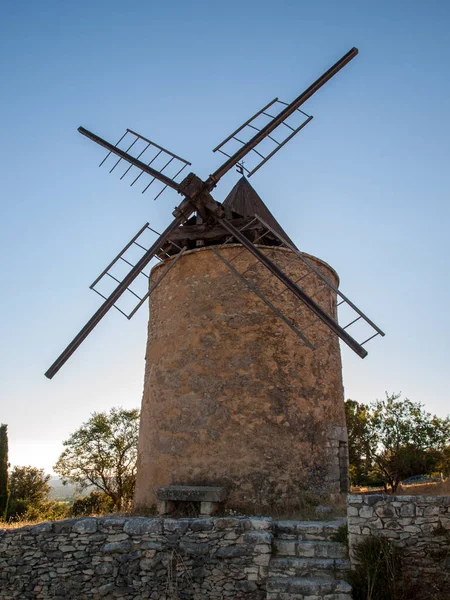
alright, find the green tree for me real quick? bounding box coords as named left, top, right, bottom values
left=434, top=445, right=450, bottom=477
left=54, top=407, right=140, bottom=511
left=8, top=466, right=51, bottom=518
left=371, top=393, right=450, bottom=492
left=345, top=393, right=450, bottom=493
left=0, top=424, right=9, bottom=519
left=345, top=400, right=377, bottom=487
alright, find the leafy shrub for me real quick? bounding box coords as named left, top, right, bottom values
left=347, top=536, right=403, bottom=600
left=331, top=522, right=348, bottom=545
left=22, top=500, right=70, bottom=522
left=71, top=491, right=114, bottom=516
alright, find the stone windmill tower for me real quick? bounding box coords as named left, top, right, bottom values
left=45, top=47, right=384, bottom=511
left=134, top=176, right=349, bottom=511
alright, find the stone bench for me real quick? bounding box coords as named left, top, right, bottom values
left=156, top=485, right=227, bottom=516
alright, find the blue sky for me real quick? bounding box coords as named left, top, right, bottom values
left=1, top=0, right=449, bottom=474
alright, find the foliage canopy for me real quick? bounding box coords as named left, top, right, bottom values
left=8, top=466, right=52, bottom=519
left=54, top=407, right=140, bottom=510
left=345, top=393, right=450, bottom=492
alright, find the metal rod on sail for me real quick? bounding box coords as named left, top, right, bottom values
left=78, top=127, right=181, bottom=192
left=207, top=47, right=358, bottom=186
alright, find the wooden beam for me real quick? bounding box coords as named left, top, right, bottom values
left=167, top=217, right=261, bottom=242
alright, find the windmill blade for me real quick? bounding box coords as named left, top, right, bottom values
left=206, top=47, right=358, bottom=187
left=211, top=246, right=316, bottom=350
left=89, top=222, right=187, bottom=320
left=252, top=215, right=385, bottom=345
left=213, top=97, right=313, bottom=177
left=208, top=210, right=369, bottom=358
left=45, top=212, right=192, bottom=379
left=78, top=127, right=191, bottom=201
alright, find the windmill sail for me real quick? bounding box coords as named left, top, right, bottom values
left=213, top=98, right=313, bottom=177
left=206, top=47, right=358, bottom=187
left=89, top=222, right=187, bottom=320
left=45, top=47, right=372, bottom=379
left=198, top=194, right=383, bottom=359
left=79, top=127, right=191, bottom=201
left=44, top=212, right=193, bottom=379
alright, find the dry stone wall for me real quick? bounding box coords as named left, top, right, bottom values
left=0, top=516, right=271, bottom=599
left=348, top=494, right=450, bottom=584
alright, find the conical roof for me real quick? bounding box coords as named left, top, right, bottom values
left=222, top=177, right=297, bottom=249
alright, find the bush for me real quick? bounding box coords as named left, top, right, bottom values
left=71, top=491, right=114, bottom=516
left=347, top=536, right=403, bottom=600
left=22, top=500, right=70, bottom=522
left=331, top=522, right=348, bottom=544
left=5, top=500, right=70, bottom=524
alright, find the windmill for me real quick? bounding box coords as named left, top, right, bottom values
left=45, top=47, right=384, bottom=381
left=45, top=48, right=385, bottom=507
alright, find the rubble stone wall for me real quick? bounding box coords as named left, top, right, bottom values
left=0, top=516, right=271, bottom=599
left=348, top=494, right=450, bottom=584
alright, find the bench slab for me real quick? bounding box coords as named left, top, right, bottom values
left=156, top=485, right=227, bottom=503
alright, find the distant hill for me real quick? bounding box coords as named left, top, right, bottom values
left=48, top=477, right=92, bottom=501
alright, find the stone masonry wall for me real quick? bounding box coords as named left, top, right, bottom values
left=0, top=516, right=271, bottom=599
left=348, top=494, right=450, bottom=585
left=135, top=245, right=347, bottom=510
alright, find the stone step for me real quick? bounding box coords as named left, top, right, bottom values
left=273, top=519, right=347, bottom=542
left=269, top=557, right=350, bottom=580
left=267, top=576, right=352, bottom=600
left=274, top=539, right=348, bottom=559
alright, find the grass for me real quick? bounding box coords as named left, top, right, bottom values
left=347, top=534, right=450, bottom=600
left=0, top=520, right=39, bottom=530
left=221, top=491, right=348, bottom=521
left=396, top=479, right=450, bottom=496
left=351, top=479, right=450, bottom=497
left=4, top=481, right=447, bottom=530
left=347, top=536, right=405, bottom=600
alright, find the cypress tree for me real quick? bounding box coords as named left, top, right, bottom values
left=0, top=424, right=9, bottom=519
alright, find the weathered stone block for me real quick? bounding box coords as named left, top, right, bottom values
left=375, top=506, right=395, bottom=518
left=189, top=518, right=214, bottom=532
left=216, top=546, right=247, bottom=558
left=399, top=504, right=415, bottom=517
left=157, top=485, right=227, bottom=503
left=99, top=518, right=127, bottom=531
left=179, top=540, right=210, bottom=555
left=424, top=505, right=441, bottom=517
left=163, top=519, right=190, bottom=535
left=243, top=532, right=272, bottom=545
left=72, top=518, right=97, bottom=534
left=103, top=541, right=132, bottom=553
left=358, top=505, right=373, bottom=518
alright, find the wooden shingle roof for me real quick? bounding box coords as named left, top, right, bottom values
left=222, top=177, right=297, bottom=249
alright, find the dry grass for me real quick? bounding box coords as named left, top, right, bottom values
left=396, top=479, right=450, bottom=496
left=352, top=479, right=450, bottom=497
left=2, top=483, right=448, bottom=530
left=1, top=497, right=350, bottom=528
left=222, top=492, right=348, bottom=521
left=0, top=520, right=39, bottom=530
